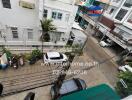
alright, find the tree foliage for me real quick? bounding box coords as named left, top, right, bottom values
left=116, top=72, right=132, bottom=98
left=40, top=19, right=56, bottom=42
left=2, top=48, right=12, bottom=59
left=31, top=49, right=42, bottom=60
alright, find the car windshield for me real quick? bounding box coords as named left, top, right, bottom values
left=59, top=53, right=63, bottom=59
left=50, top=53, right=63, bottom=60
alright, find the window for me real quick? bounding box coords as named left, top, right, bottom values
left=115, top=9, right=128, bottom=21
left=0, top=31, right=2, bottom=38
left=43, top=9, right=48, bottom=18
left=57, top=13, right=62, bottom=20
left=123, top=0, right=132, bottom=8
left=109, top=8, right=114, bottom=14
left=27, top=29, right=33, bottom=39
left=2, top=0, right=11, bottom=9
left=50, top=53, right=63, bottom=60
left=52, top=12, right=57, bottom=19
left=11, top=27, right=18, bottom=39
left=127, top=14, right=132, bottom=24
left=65, top=14, right=70, bottom=22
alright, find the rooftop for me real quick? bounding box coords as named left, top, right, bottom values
left=59, top=84, right=120, bottom=100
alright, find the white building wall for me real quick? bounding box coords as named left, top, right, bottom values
left=42, top=0, right=78, bottom=43
left=0, top=0, right=42, bottom=47
left=0, top=0, right=78, bottom=51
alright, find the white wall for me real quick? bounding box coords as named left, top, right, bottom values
left=42, top=0, right=78, bottom=42
left=0, top=0, right=42, bottom=46
left=43, top=0, right=78, bottom=32
left=0, top=0, right=39, bottom=27
left=0, top=0, right=78, bottom=48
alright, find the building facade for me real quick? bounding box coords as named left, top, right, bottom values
left=76, top=0, right=132, bottom=51
left=40, top=0, right=78, bottom=45
left=97, top=0, right=132, bottom=51
left=0, top=0, right=78, bottom=52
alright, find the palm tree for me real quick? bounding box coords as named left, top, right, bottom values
left=40, top=19, right=56, bottom=53
left=40, top=19, right=56, bottom=42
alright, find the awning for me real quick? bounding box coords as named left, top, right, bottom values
left=88, top=14, right=102, bottom=16
left=87, top=5, right=102, bottom=10
left=19, top=0, right=35, bottom=9
left=59, top=84, right=120, bottom=100
left=79, top=0, right=94, bottom=7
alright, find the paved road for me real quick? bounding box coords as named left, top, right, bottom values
left=83, top=35, right=118, bottom=86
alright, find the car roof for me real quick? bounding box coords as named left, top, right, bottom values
left=59, top=79, right=78, bottom=95
left=46, top=52, right=60, bottom=58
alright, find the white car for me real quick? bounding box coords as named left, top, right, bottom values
left=99, top=41, right=111, bottom=47
left=118, top=65, right=132, bottom=72
left=44, top=52, right=68, bottom=64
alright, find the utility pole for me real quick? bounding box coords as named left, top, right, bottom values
left=53, top=54, right=75, bottom=100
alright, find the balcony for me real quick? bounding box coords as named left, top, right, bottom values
left=19, top=0, right=35, bottom=9
left=106, top=25, right=132, bottom=50
left=99, top=16, right=115, bottom=30
left=77, top=9, right=99, bottom=26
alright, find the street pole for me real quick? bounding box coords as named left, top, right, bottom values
left=42, top=31, right=44, bottom=63
left=53, top=63, right=70, bottom=100
left=53, top=54, right=75, bottom=100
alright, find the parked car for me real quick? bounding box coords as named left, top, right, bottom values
left=44, top=52, right=68, bottom=64
left=50, top=78, right=87, bottom=100
left=99, top=41, right=111, bottom=47
left=118, top=65, right=132, bottom=72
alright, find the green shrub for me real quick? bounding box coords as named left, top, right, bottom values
left=31, top=49, right=43, bottom=59
left=24, top=53, right=32, bottom=61
left=116, top=72, right=132, bottom=98
left=128, top=62, right=132, bottom=67
left=2, top=48, right=12, bottom=59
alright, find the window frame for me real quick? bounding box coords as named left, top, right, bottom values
left=114, top=5, right=131, bottom=23
left=57, top=13, right=63, bottom=20
left=52, top=11, right=57, bottom=19
left=43, top=9, right=48, bottom=18
left=123, top=13, right=132, bottom=29
left=11, top=27, right=19, bottom=39
left=115, top=8, right=128, bottom=21
left=27, top=29, right=33, bottom=40
left=123, top=0, right=132, bottom=8
left=2, top=0, right=11, bottom=9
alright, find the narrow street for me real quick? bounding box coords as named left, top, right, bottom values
left=84, top=35, right=118, bottom=86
